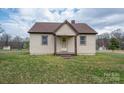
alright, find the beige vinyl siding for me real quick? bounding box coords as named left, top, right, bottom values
left=29, top=34, right=96, bottom=55
left=56, top=24, right=76, bottom=36
left=29, top=34, right=54, bottom=55
left=67, top=37, right=75, bottom=52
left=56, top=37, right=61, bottom=53
left=77, top=34, right=96, bottom=55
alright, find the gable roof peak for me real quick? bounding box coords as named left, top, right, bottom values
left=54, top=20, right=78, bottom=34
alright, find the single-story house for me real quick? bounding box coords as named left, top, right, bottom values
left=28, top=20, right=97, bottom=55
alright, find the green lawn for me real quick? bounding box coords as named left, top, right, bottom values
left=0, top=50, right=124, bottom=84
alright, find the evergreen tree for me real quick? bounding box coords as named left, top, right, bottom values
left=109, top=38, right=120, bottom=50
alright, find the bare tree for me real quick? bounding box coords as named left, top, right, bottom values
left=111, top=29, right=123, bottom=40
left=23, top=37, right=29, bottom=49
left=96, top=32, right=110, bottom=50
left=0, top=33, right=11, bottom=46
left=12, top=36, right=23, bottom=49
left=0, top=24, right=4, bottom=34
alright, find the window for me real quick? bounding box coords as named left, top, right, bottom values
left=42, top=35, right=48, bottom=45
left=80, top=36, right=86, bottom=45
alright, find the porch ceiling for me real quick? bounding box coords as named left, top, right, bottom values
left=56, top=34, right=76, bottom=36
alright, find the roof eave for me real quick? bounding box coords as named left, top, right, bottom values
left=28, top=32, right=54, bottom=34
left=78, top=32, right=97, bottom=34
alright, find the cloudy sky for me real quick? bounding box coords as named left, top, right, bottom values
left=0, top=8, right=124, bottom=37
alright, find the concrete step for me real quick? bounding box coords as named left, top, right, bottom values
left=60, top=54, right=73, bottom=59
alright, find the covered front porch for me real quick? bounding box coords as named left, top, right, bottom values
left=54, top=21, right=77, bottom=55
left=54, top=35, right=77, bottom=55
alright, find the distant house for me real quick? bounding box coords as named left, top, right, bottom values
left=28, top=20, right=97, bottom=55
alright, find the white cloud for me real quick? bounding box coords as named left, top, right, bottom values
left=1, top=8, right=124, bottom=37
left=2, top=22, right=28, bottom=37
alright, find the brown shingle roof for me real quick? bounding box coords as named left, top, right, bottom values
left=71, top=23, right=97, bottom=34
left=28, top=21, right=97, bottom=34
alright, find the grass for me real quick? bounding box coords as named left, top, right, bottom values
left=0, top=50, right=124, bottom=84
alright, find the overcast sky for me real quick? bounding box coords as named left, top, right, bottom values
left=0, top=8, right=124, bottom=38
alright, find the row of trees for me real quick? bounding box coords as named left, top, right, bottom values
left=96, top=29, right=124, bottom=50
left=0, top=33, right=29, bottom=49
left=0, top=24, right=29, bottom=50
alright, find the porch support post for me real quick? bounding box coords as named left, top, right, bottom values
left=54, top=35, right=56, bottom=55
left=74, top=36, right=77, bottom=55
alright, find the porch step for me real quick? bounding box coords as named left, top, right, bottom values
left=56, top=51, right=75, bottom=59
left=60, top=54, right=73, bottom=59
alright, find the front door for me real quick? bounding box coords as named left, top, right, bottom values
left=61, top=37, right=67, bottom=51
